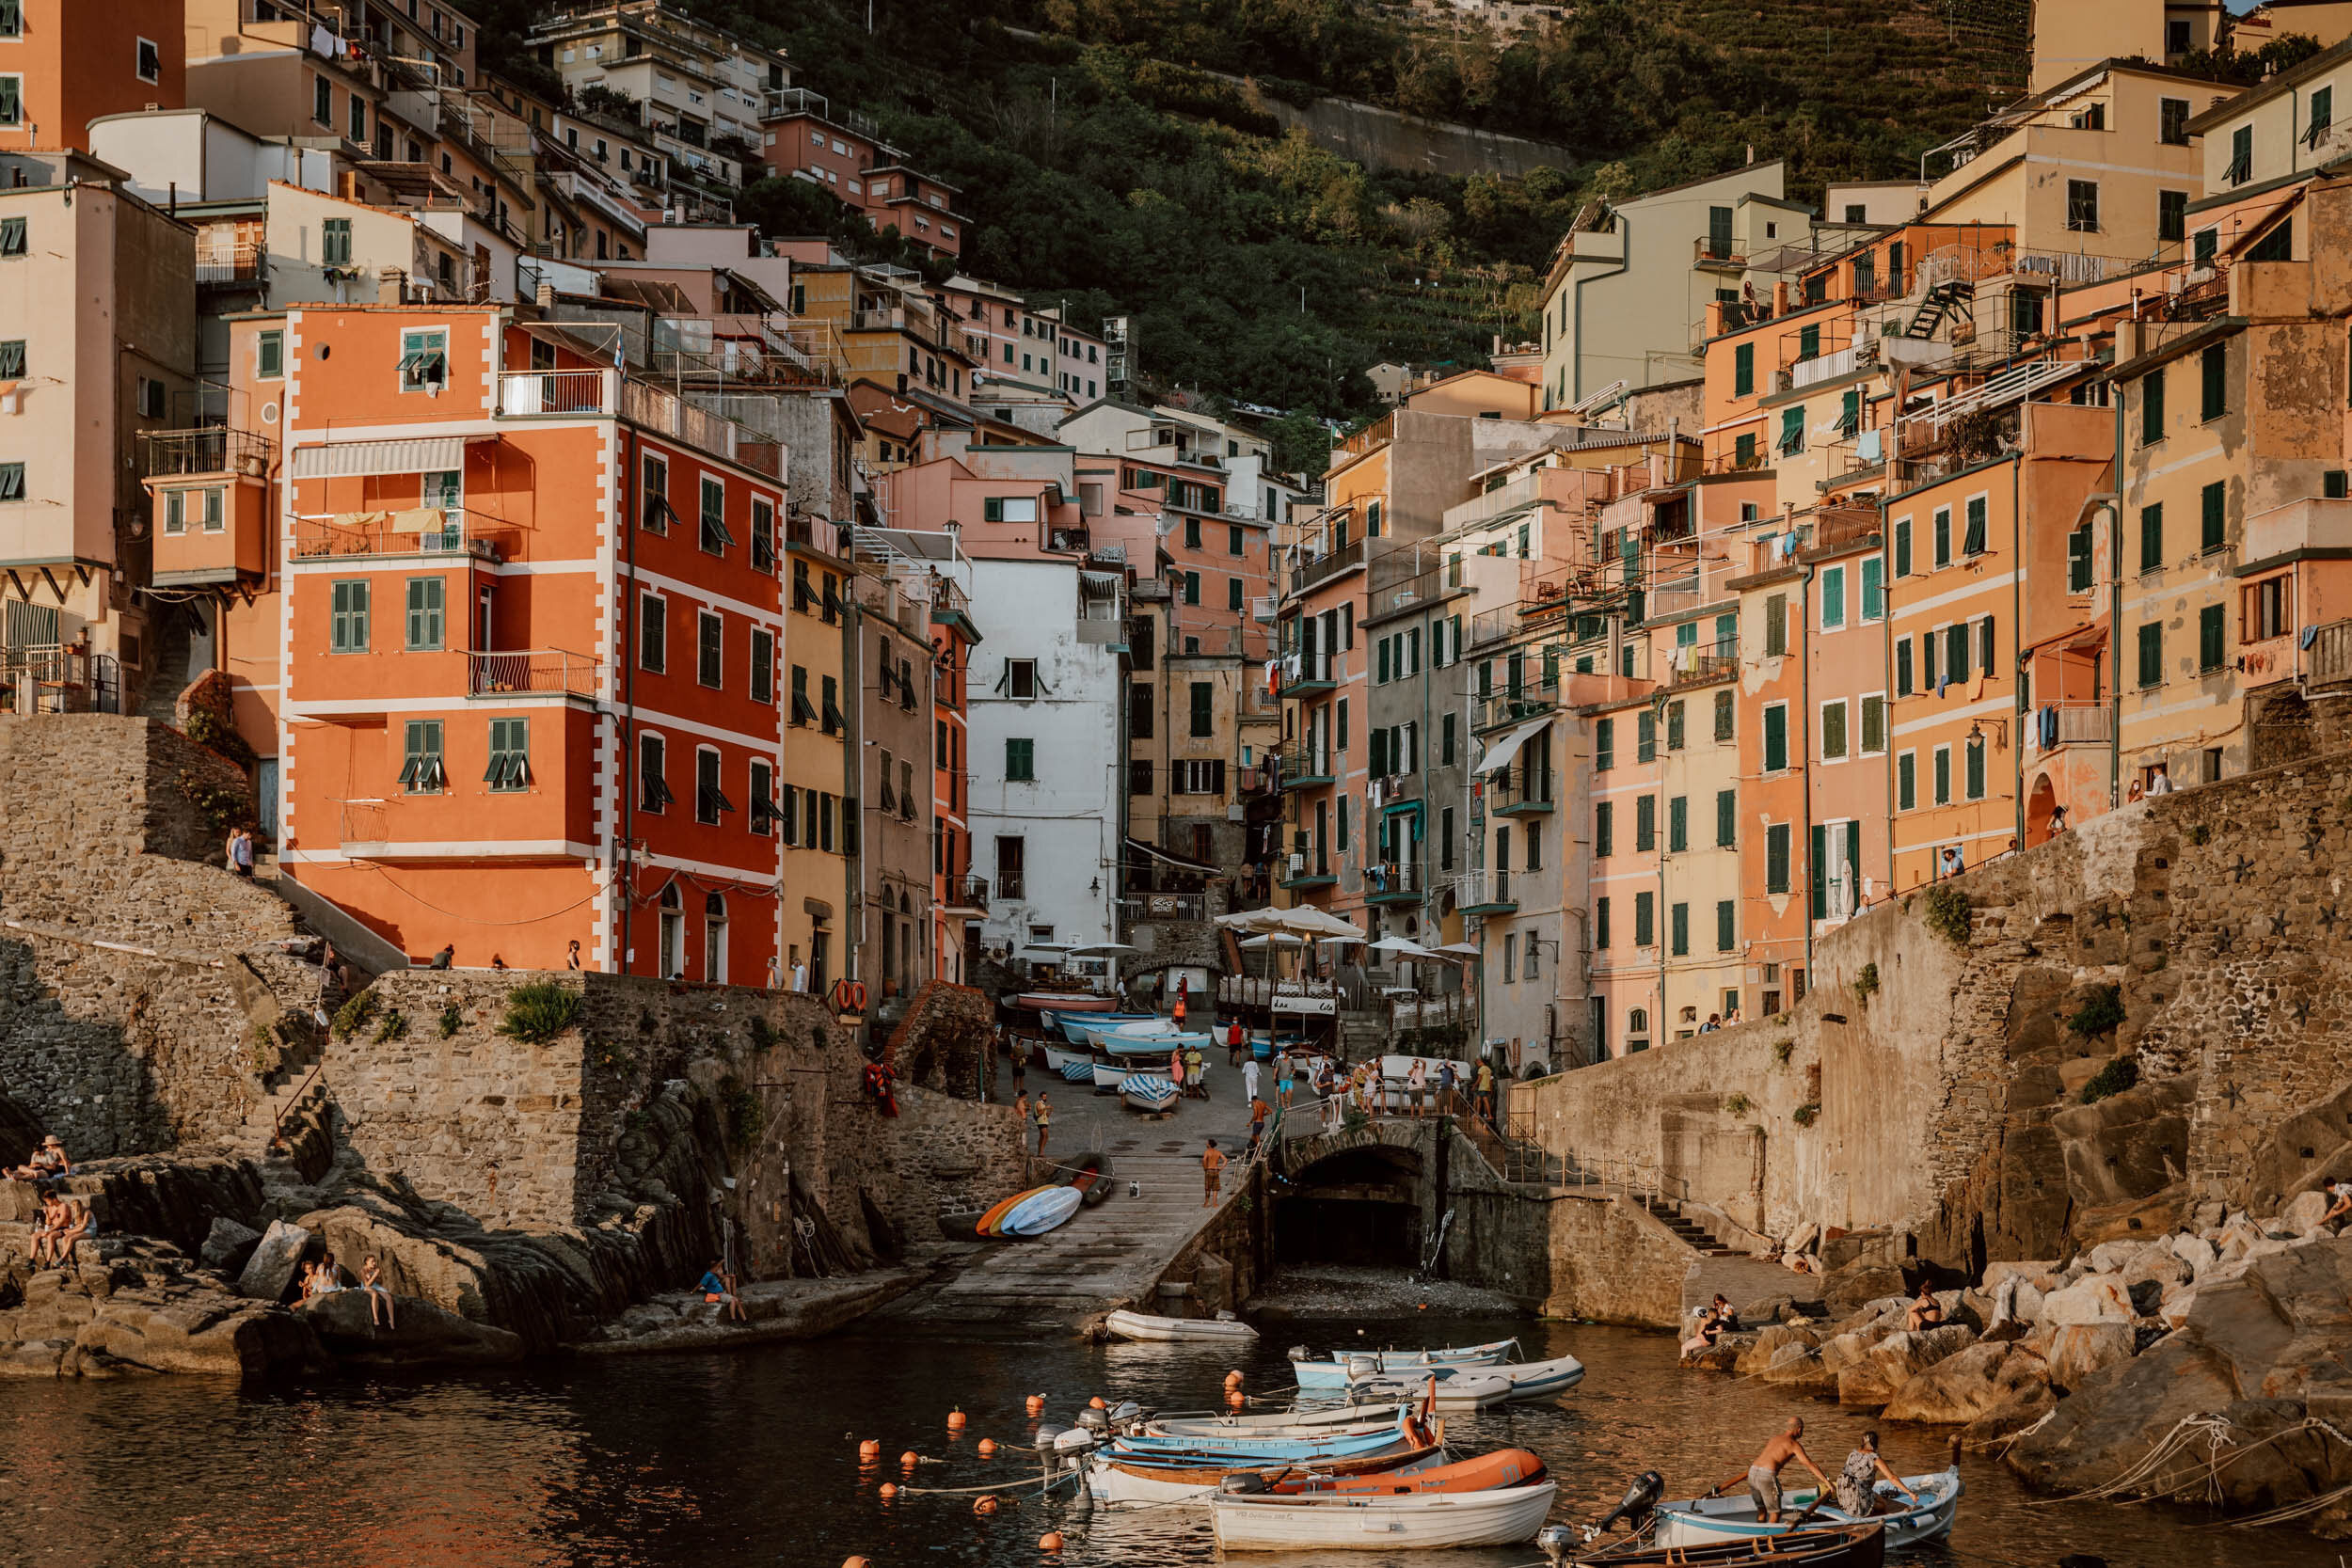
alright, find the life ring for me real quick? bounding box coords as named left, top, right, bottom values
left=832, top=978, right=868, bottom=1014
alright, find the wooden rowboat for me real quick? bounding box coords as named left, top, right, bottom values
left=1652, top=1467, right=1957, bottom=1551
left=1579, top=1521, right=1886, bottom=1567
left=1209, top=1477, right=1557, bottom=1551
left=1089, top=1429, right=1446, bottom=1506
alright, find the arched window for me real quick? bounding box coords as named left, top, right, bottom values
left=657, top=883, right=683, bottom=979
left=1628, top=1007, right=1649, bottom=1033
left=704, top=891, right=728, bottom=984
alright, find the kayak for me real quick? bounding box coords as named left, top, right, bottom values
left=976, top=1185, right=1054, bottom=1238
left=1001, top=1185, right=1083, bottom=1237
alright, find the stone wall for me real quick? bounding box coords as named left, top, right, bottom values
left=0, top=714, right=314, bottom=1158
left=1518, top=744, right=2352, bottom=1275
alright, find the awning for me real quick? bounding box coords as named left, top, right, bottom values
left=1124, top=836, right=1220, bottom=875
left=1472, top=716, right=1551, bottom=778
left=292, top=437, right=473, bottom=480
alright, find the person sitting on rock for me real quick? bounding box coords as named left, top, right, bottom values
left=1707, top=1294, right=1740, bottom=1334
left=311, top=1252, right=347, bottom=1296
left=359, top=1256, right=397, bottom=1330
left=28, top=1192, right=69, bottom=1266
left=2322, top=1180, right=2352, bottom=1231
left=1833, top=1432, right=1916, bottom=1517
left=1903, top=1281, right=1944, bottom=1332
left=698, top=1259, right=746, bottom=1322
left=13, top=1135, right=70, bottom=1182
left=50, top=1198, right=92, bottom=1262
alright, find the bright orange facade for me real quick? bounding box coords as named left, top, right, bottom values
left=0, top=1, right=184, bottom=153
left=276, top=306, right=807, bottom=979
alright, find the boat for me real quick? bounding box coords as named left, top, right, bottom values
left=1149, top=1402, right=1407, bottom=1437
left=1089, top=1060, right=1136, bottom=1090
left=1089, top=1439, right=1443, bottom=1506
left=1000, top=1185, right=1084, bottom=1238
left=1058, top=1150, right=1113, bottom=1208
left=1061, top=1011, right=1155, bottom=1045
left=1121, top=1074, right=1181, bottom=1113
left=1498, top=1352, right=1586, bottom=1400
left=1112, top=1422, right=1417, bottom=1465
left=1103, top=1308, right=1259, bottom=1343
left=976, top=1185, right=1054, bottom=1238
left=1041, top=1043, right=1093, bottom=1073
left=1349, top=1369, right=1515, bottom=1410
left=1277, top=1447, right=1543, bottom=1498
left=1014, top=991, right=1116, bottom=1013
left=1291, top=1338, right=1519, bottom=1388
left=1057, top=1058, right=1096, bottom=1083
left=1651, top=1466, right=1960, bottom=1551
left=1102, top=1031, right=1214, bottom=1057
left=1580, top=1522, right=1886, bottom=1568
left=1209, top=1478, right=1559, bottom=1551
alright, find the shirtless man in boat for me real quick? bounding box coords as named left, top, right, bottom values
left=1713, top=1418, right=1829, bottom=1525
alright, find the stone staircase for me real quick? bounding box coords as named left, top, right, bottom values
left=1638, top=1195, right=1742, bottom=1256
left=237, top=1024, right=338, bottom=1196
left=135, top=610, right=198, bottom=725
left=1341, top=1014, right=1390, bottom=1059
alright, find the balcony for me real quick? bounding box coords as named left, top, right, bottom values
left=143, top=429, right=278, bottom=587
left=2031, top=702, right=2113, bottom=752
left=1335, top=413, right=1395, bottom=463
left=2312, top=620, right=2352, bottom=687
left=293, top=507, right=522, bottom=562
left=1279, top=750, right=1335, bottom=791
left=1692, top=236, right=1746, bottom=269
left=1252, top=595, right=1279, bottom=623
left=2244, top=496, right=2352, bottom=565
left=196, top=244, right=268, bottom=289
left=1470, top=604, right=1520, bottom=647
left=1279, top=854, right=1337, bottom=890
left=1472, top=689, right=1554, bottom=733
left=1292, top=537, right=1365, bottom=594
left=1666, top=639, right=1739, bottom=689
left=942, top=873, right=989, bottom=913
left=1276, top=651, right=1347, bottom=699
left=1487, top=772, right=1555, bottom=816
left=620, top=377, right=785, bottom=481
left=466, top=649, right=602, bottom=701
left=498, top=369, right=613, bottom=417
left=1364, top=861, right=1422, bottom=906
left=1454, top=868, right=1518, bottom=916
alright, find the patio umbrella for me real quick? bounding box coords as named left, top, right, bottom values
left=1369, top=936, right=1441, bottom=959
left=1216, top=904, right=1363, bottom=940
left=1066, top=942, right=1136, bottom=956
left=1239, top=932, right=1308, bottom=948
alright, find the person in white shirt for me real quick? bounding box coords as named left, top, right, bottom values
left=790, top=959, right=809, bottom=992
left=2145, top=766, right=2173, bottom=795
left=1242, top=1055, right=1262, bottom=1104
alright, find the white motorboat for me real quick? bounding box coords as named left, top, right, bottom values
left=1041, top=1043, right=1092, bottom=1073
left=1103, top=1308, right=1259, bottom=1343
left=1653, top=1465, right=1960, bottom=1551
left=1090, top=1059, right=1136, bottom=1090
left=1148, top=1402, right=1407, bottom=1437
left=1290, top=1338, right=1518, bottom=1388
left=1348, top=1369, right=1515, bottom=1410
left=1209, top=1477, right=1559, bottom=1550
left=1121, top=1074, right=1181, bottom=1113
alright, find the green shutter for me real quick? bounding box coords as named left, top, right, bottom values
left=1934, top=508, right=1951, bottom=566
left=2201, top=342, right=2226, bottom=420
left=1716, top=787, right=1736, bottom=847
left=1821, top=701, right=1847, bottom=759
left=1934, top=747, right=1951, bottom=804
left=1861, top=695, right=1884, bottom=755
left=1860, top=557, right=1883, bottom=620
left=1894, top=516, right=1911, bottom=578
left=1669, top=795, right=1688, bottom=852
left=2138, top=622, right=2163, bottom=687
left=2200, top=603, right=2225, bottom=670
left=1764, top=705, right=1788, bottom=771
left=1810, top=823, right=1828, bottom=920
left=1666, top=700, right=1685, bottom=751
left=2142, top=366, right=2165, bottom=443
left=1716, top=899, right=1735, bottom=952
left=1671, top=902, right=1689, bottom=957
left=1947, top=622, right=1970, bottom=684
left=2067, top=527, right=2091, bottom=592
left=1820, top=566, right=1845, bottom=628
left=1596, top=801, right=1613, bottom=857
left=1636, top=794, right=1655, bottom=851
left=1634, top=892, right=1654, bottom=947
left=1966, top=739, right=1986, bottom=799
left=1898, top=752, right=1915, bottom=810
left=1766, top=823, right=1789, bottom=893
left=1596, top=718, right=1613, bottom=769
left=1963, top=496, right=1988, bottom=555
left=1734, top=342, right=1754, bottom=397
left=2201, top=481, right=2226, bottom=551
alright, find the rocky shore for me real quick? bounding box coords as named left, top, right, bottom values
left=1682, top=1195, right=2352, bottom=1537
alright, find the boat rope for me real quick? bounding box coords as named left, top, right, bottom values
left=1962, top=1404, right=2057, bottom=1455
left=893, top=1469, right=1087, bottom=1499
left=2028, top=1412, right=2352, bottom=1510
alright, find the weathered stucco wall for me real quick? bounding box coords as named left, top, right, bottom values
left=1521, top=744, right=2352, bottom=1274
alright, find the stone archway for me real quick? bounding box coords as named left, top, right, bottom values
left=1275, top=1141, right=1425, bottom=1267
left=2026, top=772, right=2058, bottom=846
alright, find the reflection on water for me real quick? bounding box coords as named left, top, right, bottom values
left=0, top=1316, right=2323, bottom=1568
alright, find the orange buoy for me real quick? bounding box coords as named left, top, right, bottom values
left=1039, top=1532, right=1066, bottom=1552
left=1223, top=1370, right=1243, bottom=1389
left=1089, top=1396, right=1106, bottom=1409
left=947, top=1408, right=968, bottom=1431
left=877, top=1483, right=897, bottom=1498
left=846, top=1559, right=873, bottom=1568
left=857, top=1438, right=882, bottom=1460
left=974, top=1495, right=999, bottom=1515
left=1025, top=1394, right=1044, bottom=1417
left=900, top=1450, right=920, bottom=1467
left=1226, top=1389, right=1246, bottom=1407
left=977, top=1438, right=998, bottom=1456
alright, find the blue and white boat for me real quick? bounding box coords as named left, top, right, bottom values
left=1652, top=1465, right=1962, bottom=1550
left=1349, top=1352, right=1583, bottom=1406
left=1059, top=1010, right=1155, bottom=1045
left=1110, top=1419, right=1412, bottom=1465
left=1057, top=1058, right=1097, bottom=1083
left=1290, top=1338, right=1518, bottom=1389
left=999, top=1184, right=1084, bottom=1238
left=1121, top=1074, right=1180, bottom=1113
left=1090, top=1060, right=1136, bottom=1090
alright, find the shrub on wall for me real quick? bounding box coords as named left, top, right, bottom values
left=2067, top=983, right=2126, bottom=1040
left=332, top=989, right=380, bottom=1039
left=1922, top=883, right=1972, bottom=945
left=1791, top=1101, right=1820, bottom=1127
left=720, top=1073, right=767, bottom=1152
left=498, top=982, right=583, bottom=1046
left=1853, top=962, right=1880, bottom=1001
left=2079, top=1054, right=2140, bottom=1105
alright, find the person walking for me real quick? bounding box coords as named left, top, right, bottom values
left=1277, top=1052, right=1295, bottom=1110
left=1227, top=1017, right=1246, bottom=1068
left=1033, top=1092, right=1053, bottom=1158
left=1242, top=1053, right=1262, bottom=1106
left=1406, top=1057, right=1428, bottom=1117
left=1184, top=1042, right=1206, bottom=1100
left=1168, top=1045, right=1186, bottom=1098
left=1200, top=1138, right=1227, bottom=1207
left=1473, top=1058, right=1497, bottom=1125
left=1009, top=1035, right=1027, bottom=1098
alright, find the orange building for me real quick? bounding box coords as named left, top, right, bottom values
left=0, top=1, right=183, bottom=153
left=262, top=305, right=802, bottom=977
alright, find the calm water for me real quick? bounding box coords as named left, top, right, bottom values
left=0, top=1314, right=2329, bottom=1568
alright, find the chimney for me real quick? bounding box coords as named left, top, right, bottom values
left=1746, top=144, right=1755, bottom=166
left=536, top=280, right=556, bottom=308
left=1772, top=280, right=1790, bottom=316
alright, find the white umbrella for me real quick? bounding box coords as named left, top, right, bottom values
left=1216, top=904, right=1363, bottom=940
left=1240, top=932, right=1308, bottom=948
left=1067, top=942, right=1136, bottom=956
left=1317, top=934, right=1365, bottom=947
left=1431, top=942, right=1482, bottom=957
left=1370, top=936, right=1441, bottom=959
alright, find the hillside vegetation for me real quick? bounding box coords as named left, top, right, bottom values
left=482, top=0, right=2031, bottom=417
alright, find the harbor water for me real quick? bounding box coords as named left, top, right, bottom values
left=0, top=1313, right=2328, bottom=1568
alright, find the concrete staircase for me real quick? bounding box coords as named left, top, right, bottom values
left=235, top=1025, right=338, bottom=1196
left=1639, top=1195, right=1741, bottom=1256
left=135, top=610, right=197, bottom=725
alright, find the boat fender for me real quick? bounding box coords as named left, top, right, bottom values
left=1218, top=1473, right=1269, bottom=1496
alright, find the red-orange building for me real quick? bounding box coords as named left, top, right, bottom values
left=0, top=0, right=183, bottom=153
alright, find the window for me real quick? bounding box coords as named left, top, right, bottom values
left=1734, top=342, right=1754, bottom=397
left=2159, top=189, right=2187, bottom=244
left=314, top=74, right=333, bottom=126
left=2068, top=524, right=2092, bottom=593
left=1860, top=694, right=1885, bottom=755
left=0, top=2, right=19, bottom=37
left=1006, top=738, right=1036, bottom=782
left=1820, top=564, right=1845, bottom=630
left=2141, top=367, right=2166, bottom=444
left=751, top=628, right=774, bottom=704
left=700, top=476, right=735, bottom=553
left=1707, top=789, right=1732, bottom=850
left=1634, top=891, right=1655, bottom=948
left=1947, top=621, right=1972, bottom=685
left=1963, top=496, right=1988, bottom=556
left=397, top=327, right=446, bottom=391
left=1595, top=801, right=1613, bottom=857
left=822, top=674, right=845, bottom=735
left=1595, top=718, right=1614, bottom=770
left=2065, top=180, right=2099, bottom=232
left=1766, top=824, right=1790, bottom=894
left=2140, top=502, right=2164, bottom=573
left=1924, top=624, right=1940, bottom=689
left=2199, top=342, right=2229, bottom=422
left=330, top=580, right=370, bottom=653
left=1183, top=572, right=1200, bottom=605
left=1635, top=794, right=1656, bottom=852
left=1933, top=745, right=1951, bottom=805
left=1964, top=736, right=1986, bottom=800
left=1636, top=710, right=1656, bottom=762
left=1442, top=712, right=1456, bottom=765
left=1898, top=751, right=1916, bottom=811
left=2246, top=575, right=2290, bottom=642
left=1596, top=897, right=1612, bottom=949
left=1440, top=806, right=1456, bottom=871
left=1893, top=515, right=1912, bottom=578
left=695, top=748, right=732, bottom=824
left=2137, top=622, right=2162, bottom=688
left=2201, top=480, right=2226, bottom=553
left=2230, top=123, right=2253, bottom=185
left=135, top=376, right=165, bottom=419
left=2160, top=97, right=2190, bottom=146
left=1668, top=795, right=1688, bottom=853
left=640, top=591, right=666, bottom=673
left=1763, top=703, right=1788, bottom=771
left=1128, top=758, right=1154, bottom=796
left=2312, top=86, right=2335, bottom=145
left=1896, top=636, right=1914, bottom=696
left=1764, top=593, right=1787, bottom=657
left=256, top=330, right=283, bottom=379
left=400, top=721, right=446, bottom=794
left=981, top=495, right=1039, bottom=524
left=1778, top=405, right=1805, bottom=456
left=2200, top=603, right=2226, bottom=672
left=1671, top=901, right=1690, bottom=957
left=1007, top=658, right=1037, bottom=699
left=1713, top=689, right=1734, bottom=741
left=1860, top=558, right=1883, bottom=622
left=136, top=37, right=161, bottom=84
left=641, top=455, right=672, bottom=533
left=789, top=664, right=816, bottom=726
left=405, top=577, right=444, bottom=651
left=1228, top=576, right=1244, bottom=611
left=1666, top=699, right=1685, bottom=752
left=1820, top=698, right=1848, bottom=760
left=1190, top=681, right=1213, bottom=737
left=697, top=610, right=723, bottom=688
left=2009, top=288, right=2043, bottom=341
left=486, top=718, right=530, bottom=791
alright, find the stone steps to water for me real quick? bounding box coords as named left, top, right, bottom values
left=1641, top=1196, right=1741, bottom=1256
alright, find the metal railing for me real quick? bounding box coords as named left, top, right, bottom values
left=1486, top=770, right=1553, bottom=813
left=621, top=377, right=784, bottom=480
left=338, top=799, right=390, bottom=848
left=1692, top=236, right=1744, bottom=266
left=1275, top=651, right=1347, bottom=692
left=1279, top=750, right=1334, bottom=787
left=948, top=873, right=989, bottom=910
left=467, top=649, right=601, bottom=698
left=1472, top=689, right=1554, bottom=731
left=196, top=244, right=268, bottom=286
left=1292, top=537, right=1365, bottom=594
left=2032, top=703, right=2114, bottom=748
left=142, top=427, right=275, bottom=478
left=2312, top=619, right=2352, bottom=686
left=294, top=510, right=518, bottom=562
left=1666, top=639, right=1739, bottom=687
left=499, top=369, right=612, bottom=416
left=1364, top=861, right=1420, bottom=898
left=1788, top=338, right=1876, bottom=389
left=1454, top=868, right=1514, bottom=910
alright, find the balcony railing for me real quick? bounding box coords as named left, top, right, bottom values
left=294, top=509, right=519, bottom=562
left=1789, top=338, right=1876, bottom=389
left=1365, top=861, right=1422, bottom=902
left=1692, top=236, right=1745, bottom=266
left=1276, top=651, right=1347, bottom=696
left=196, top=244, right=267, bottom=287
left=947, top=873, right=989, bottom=911
left=338, top=799, right=390, bottom=854
left=1292, top=536, right=1365, bottom=594
left=1472, top=689, right=1555, bottom=731
left=1666, top=640, right=1739, bottom=688
left=621, top=377, right=785, bottom=480
left=498, top=369, right=613, bottom=417
left=142, top=427, right=275, bottom=478
left=1279, top=854, right=1337, bottom=887
left=2312, top=619, right=2352, bottom=687
left=1487, top=771, right=1554, bottom=815
left=1279, top=750, right=1334, bottom=789
left=1252, top=595, right=1279, bottom=623
left=1454, top=868, right=1516, bottom=913
left=467, top=649, right=602, bottom=699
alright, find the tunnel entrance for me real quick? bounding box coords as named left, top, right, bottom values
left=1273, top=1144, right=1422, bottom=1268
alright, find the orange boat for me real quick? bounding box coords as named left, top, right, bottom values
left=1271, top=1447, right=1546, bottom=1497
left=975, top=1185, right=1052, bottom=1238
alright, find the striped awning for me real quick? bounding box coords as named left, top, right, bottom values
left=291, top=437, right=472, bottom=480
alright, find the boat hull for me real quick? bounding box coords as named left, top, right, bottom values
left=1293, top=1338, right=1518, bottom=1387
left=1061, top=1011, right=1155, bottom=1044
left=1653, top=1471, right=1958, bottom=1551
left=1585, top=1522, right=1886, bottom=1568
left=1103, top=1309, right=1261, bottom=1342
left=1016, top=992, right=1114, bottom=1013
left=1121, top=1075, right=1180, bottom=1113
left=1149, top=1404, right=1406, bottom=1438
left=1089, top=1442, right=1441, bottom=1505
left=1209, top=1478, right=1557, bottom=1551
left=1000, top=1185, right=1083, bottom=1237
left=1041, top=1044, right=1091, bottom=1072
left=1349, top=1370, right=1514, bottom=1409
left=1090, top=1061, right=1135, bottom=1089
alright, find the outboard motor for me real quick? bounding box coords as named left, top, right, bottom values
left=1345, top=1354, right=1379, bottom=1381
left=1536, top=1524, right=1574, bottom=1566
left=1075, top=1406, right=1108, bottom=1433
left=1287, top=1344, right=1311, bottom=1363
left=1219, top=1472, right=1269, bottom=1496
left=1054, top=1427, right=1098, bottom=1460
left=1587, top=1471, right=1665, bottom=1538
